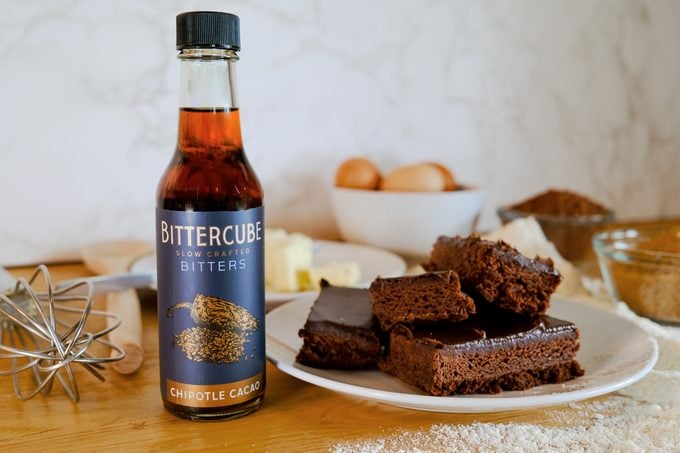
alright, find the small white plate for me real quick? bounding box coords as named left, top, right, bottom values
left=130, top=240, right=406, bottom=308
left=266, top=296, right=658, bottom=413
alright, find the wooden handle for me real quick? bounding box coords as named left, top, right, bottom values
left=106, top=289, right=144, bottom=375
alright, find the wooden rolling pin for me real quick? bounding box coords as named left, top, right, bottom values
left=105, top=289, right=145, bottom=374
left=81, top=241, right=152, bottom=375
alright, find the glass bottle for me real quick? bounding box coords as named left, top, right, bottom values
left=155, top=11, right=265, bottom=421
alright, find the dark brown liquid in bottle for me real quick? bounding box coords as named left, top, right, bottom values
left=158, top=107, right=263, bottom=211
left=157, top=107, right=264, bottom=420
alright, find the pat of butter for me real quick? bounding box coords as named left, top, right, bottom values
left=298, top=261, right=361, bottom=291
left=265, top=229, right=313, bottom=292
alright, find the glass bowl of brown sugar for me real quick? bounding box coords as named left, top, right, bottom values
left=593, top=225, right=680, bottom=324
left=498, top=189, right=615, bottom=264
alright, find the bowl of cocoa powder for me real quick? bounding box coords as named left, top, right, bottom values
left=497, top=189, right=614, bottom=263
left=594, top=226, right=680, bottom=324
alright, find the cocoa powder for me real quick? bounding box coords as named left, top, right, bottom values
left=511, top=189, right=608, bottom=217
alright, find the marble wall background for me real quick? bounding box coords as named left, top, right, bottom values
left=1, top=0, right=679, bottom=264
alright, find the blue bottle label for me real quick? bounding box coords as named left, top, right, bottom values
left=155, top=207, right=265, bottom=408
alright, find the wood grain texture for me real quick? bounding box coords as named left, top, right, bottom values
left=1, top=263, right=613, bottom=451
left=106, top=289, right=144, bottom=374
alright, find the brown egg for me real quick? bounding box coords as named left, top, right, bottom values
left=426, top=162, right=457, bottom=191
left=335, top=158, right=382, bottom=190
left=380, top=163, right=447, bottom=192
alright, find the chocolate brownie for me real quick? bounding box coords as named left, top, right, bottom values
left=296, top=280, right=382, bottom=369
left=423, top=235, right=561, bottom=316
left=369, top=271, right=476, bottom=331
left=379, top=311, right=583, bottom=395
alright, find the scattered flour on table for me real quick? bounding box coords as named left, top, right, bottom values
left=331, top=397, right=680, bottom=453
left=612, top=302, right=680, bottom=403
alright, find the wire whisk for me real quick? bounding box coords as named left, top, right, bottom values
left=0, top=265, right=125, bottom=402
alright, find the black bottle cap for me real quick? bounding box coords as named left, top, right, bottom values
left=176, top=11, right=240, bottom=51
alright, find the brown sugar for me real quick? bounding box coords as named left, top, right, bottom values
left=511, top=189, right=608, bottom=217
left=637, top=228, right=680, bottom=254
left=609, top=227, right=680, bottom=323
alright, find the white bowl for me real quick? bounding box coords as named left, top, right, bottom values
left=331, top=187, right=485, bottom=257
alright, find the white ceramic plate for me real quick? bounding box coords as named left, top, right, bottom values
left=130, top=240, right=406, bottom=307
left=266, top=296, right=658, bottom=413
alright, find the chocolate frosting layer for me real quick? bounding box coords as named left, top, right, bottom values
left=306, top=281, right=374, bottom=329
left=403, top=314, right=575, bottom=348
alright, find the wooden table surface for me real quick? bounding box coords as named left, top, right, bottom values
left=6, top=218, right=680, bottom=451
left=0, top=262, right=620, bottom=452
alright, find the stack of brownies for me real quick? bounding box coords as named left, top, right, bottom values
left=296, top=235, right=584, bottom=396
